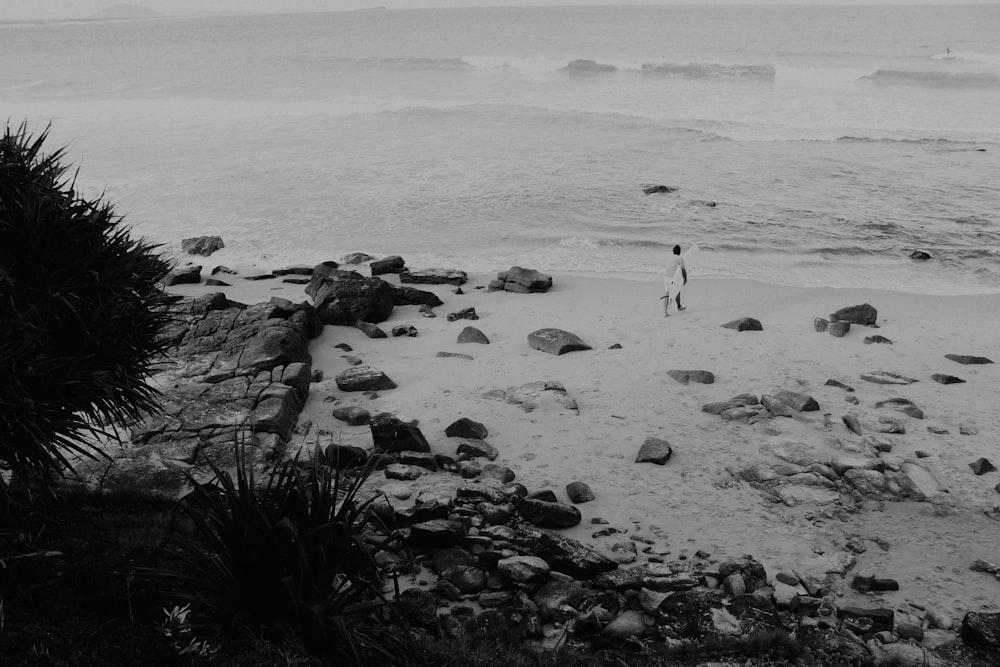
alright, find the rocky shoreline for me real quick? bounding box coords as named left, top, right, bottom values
left=65, top=243, right=1000, bottom=665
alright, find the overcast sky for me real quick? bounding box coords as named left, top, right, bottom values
left=2, top=0, right=994, bottom=22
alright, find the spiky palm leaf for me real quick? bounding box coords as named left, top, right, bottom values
left=0, top=122, right=177, bottom=487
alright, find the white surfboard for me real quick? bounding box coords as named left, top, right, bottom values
left=666, top=245, right=699, bottom=311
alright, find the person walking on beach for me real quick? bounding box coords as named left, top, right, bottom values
left=662, top=244, right=687, bottom=316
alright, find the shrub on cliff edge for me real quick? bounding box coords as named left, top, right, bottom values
left=0, top=122, right=176, bottom=490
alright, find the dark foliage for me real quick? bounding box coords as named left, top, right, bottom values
left=0, top=122, right=177, bottom=488
left=142, top=442, right=408, bottom=666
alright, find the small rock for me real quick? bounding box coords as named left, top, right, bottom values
left=864, top=335, right=893, bottom=345
left=667, top=370, right=715, bottom=385
left=436, top=351, right=473, bottom=360
left=932, top=373, right=965, bottom=385
left=527, top=328, right=591, bottom=355
left=842, top=415, right=863, bottom=435
left=827, top=320, right=851, bottom=337
left=722, top=317, right=763, bottom=331
left=445, top=418, right=488, bottom=440
left=945, top=354, right=994, bottom=365
left=385, top=463, right=424, bottom=481
left=830, top=303, right=878, bottom=326
left=566, top=481, right=595, bottom=504
left=643, top=184, right=677, bottom=195
left=635, top=437, right=672, bottom=465
left=909, top=251, right=931, bottom=260
left=391, top=325, right=418, bottom=337
left=826, top=379, right=855, bottom=392
left=457, top=326, right=490, bottom=344
left=970, top=458, right=997, bottom=475
left=814, top=318, right=829, bottom=332
left=419, top=304, right=437, bottom=318
left=861, top=371, right=919, bottom=385
left=447, top=307, right=478, bottom=322
left=332, top=406, right=371, bottom=425
left=355, top=320, right=387, bottom=338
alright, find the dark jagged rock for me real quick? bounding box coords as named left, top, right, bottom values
left=591, top=565, right=698, bottom=593
left=946, top=354, right=994, bottom=365
left=932, top=373, right=966, bottom=385
left=181, top=236, right=224, bottom=256
left=324, top=444, right=367, bottom=468
left=910, top=250, right=932, bottom=260
left=370, top=413, right=430, bottom=454
left=667, top=370, right=715, bottom=385
left=512, top=524, right=617, bottom=579
left=527, top=328, right=591, bottom=355
left=830, top=303, right=878, bottom=326
left=391, top=325, right=418, bottom=337
left=875, top=397, right=924, bottom=419
left=864, top=335, right=893, bottom=345
left=490, top=266, right=553, bottom=293
left=400, top=268, right=468, bottom=285
left=335, top=365, right=396, bottom=391
left=445, top=417, right=488, bottom=440
left=408, top=519, right=464, bottom=549
left=370, top=255, right=405, bottom=275
left=814, top=317, right=829, bottom=332
left=842, top=414, right=863, bottom=435
left=635, top=437, right=672, bottom=464
left=457, top=326, right=490, bottom=344
left=355, top=320, right=387, bottom=338
left=244, top=273, right=276, bottom=281
left=774, top=390, right=819, bottom=412
left=702, top=394, right=760, bottom=415
left=391, top=285, right=444, bottom=307
left=839, top=606, right=894, bottom=633
left=796, top=625, right=868, bottom=663
left=273, top=265, right=314, bottom=276
left=164, top=264, right=201, bottom=285
left=306, top=266, right=395, bottom=325
left=970, top=458, right=997, bottom=475
left=516, top=497, right=582, bottom=528
left=825, top=378, right=854, bottom=391
left=566, top=481, right=595, bottom=504
left=447, top=307, right=478, bottom=322
left=456, top=439, right=498, bottom=460
left=722, top=317, right=763, bottom=331
left=963, top=612, right=1000, bottom=651
left=643, top=184, right=678, bottom=195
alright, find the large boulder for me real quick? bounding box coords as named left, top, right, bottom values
left=370, top=255, right=405, bottom=275
left=528, top=328, right=591, bottom=355
left=181, top=236, right=225, bottom=256
left=306, top=265, right=395, bottom=325
left=335, top=365, right=396, bottom=392
left=962, top=612, right=1000, bottom=651
left=370, top=413, right=431, bottom=453
left=490, top=266, right=553, bottom=293
left=830, top=303, right=877, bottom=326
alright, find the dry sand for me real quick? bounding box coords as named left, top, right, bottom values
left=170, top=265, right=1000, bottom=625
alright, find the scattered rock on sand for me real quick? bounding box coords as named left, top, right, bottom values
left=827, top=320, right=851, bottom=337
left=774, top=390, right=819, bottom=412
left=181, top=236, right=224, bottom=256
left=864, top=335, right=893, bottom=344
left=489, top=266, right=553, bottom=293
left=447, top=307, right=478, bottom=321
left=946, top=353, right=994, bottom=365
left=813, top=317, right=829, bottom=332
left=932, top=373, right=966, bottom=384
left=355, top=320, right=387, bottom=338
left=527, top=328, right=591, bottom=355
left=843, top=414, right=863, bottom=435
left=457, top=326, right=490, bottom=344
left=445, top=417, right=488, bottom=440
left=335, top=365, right=397, bottom=392
left=400, top=268, right=468, bottom=285
left=825, top=378, right=855, bottom=392
left=861, top=370, right=919, bottom=385
left=969, top=458, right=997, bottom=475
left=391, top=285, right=443, bottom=307
left=875, top=397, right=924, bottom=419
left=721, top=317, right=763, bottom=331
left=456, top=439, right=498, bottom=461
left=436, top=351, right=473, bottom=360
left=391, top=325, right=418, bottom=337
left=876, top=416, right=905, bottom=434
left=164, top=264, right=201, bottom=285
left=307, top=265, right=395, bottom=325
left=830, top=303, right=878, bottom=326
left=370, top=413, right=431, bottom=454
left=341, top=252, right=374, bottom=264
left=666, top=369, right=715, bottom=385
left=370, top=255, right=405, bottom=275
left=566, top=481, right=595, bottom=504
left=635, top=437, right=673, bottom=464
left=516, top=497, right=582, bottom=528
left=332, top=406, right=371, bottom=425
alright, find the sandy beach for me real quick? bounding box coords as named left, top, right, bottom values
left=166, top=261, right=1000, bottom=628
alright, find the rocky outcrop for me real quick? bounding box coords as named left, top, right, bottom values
left=306, top=265, right=395, bottom=325
left=370, top=255, right=405, bottom=275
left=488, top=266, right=553, bottom=293
left=163, top=264, right=201, bottom=285
left=181, top=236, right=224, bottom=256
left=76, top=293, right=319, bottom=497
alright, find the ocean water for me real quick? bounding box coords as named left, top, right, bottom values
left=3, top=5, right=999, bottom=293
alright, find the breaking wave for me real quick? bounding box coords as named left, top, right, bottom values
left=639, top=62, right=776, bottom=80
